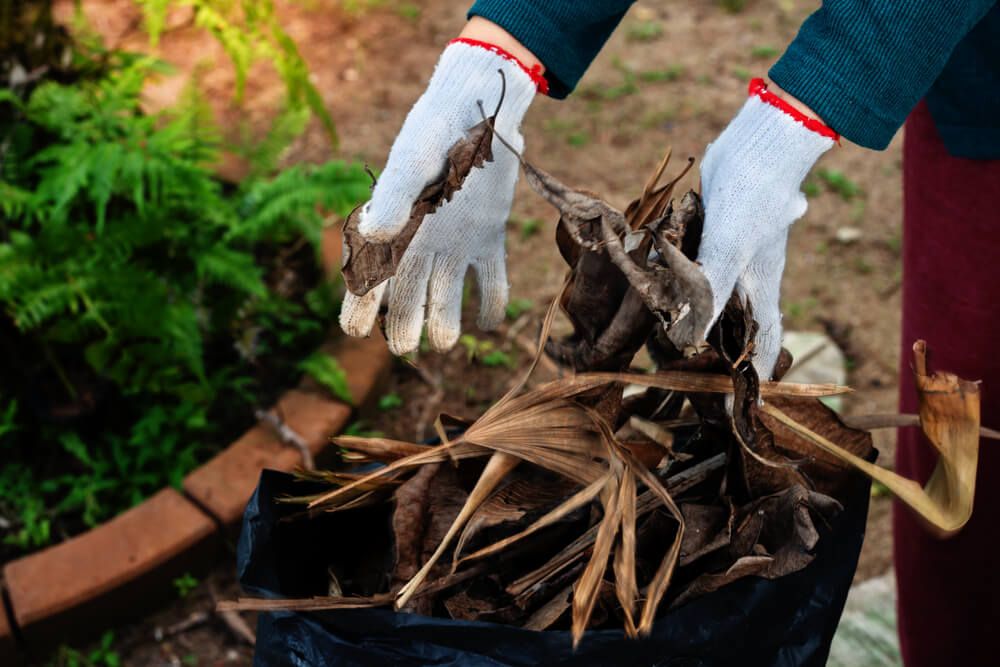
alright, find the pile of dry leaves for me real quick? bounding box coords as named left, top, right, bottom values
left=223, top=86, right=983, bottom=646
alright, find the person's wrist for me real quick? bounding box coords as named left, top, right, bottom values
left=768, top=81, right=821, bottom=121
left=458, top=17, right=544, bottom=75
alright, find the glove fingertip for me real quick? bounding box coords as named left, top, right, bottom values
left=787, top=192, right=809, bottom=222
left=339, top=286, right=383, bottom=338
left=752, top=321, right=784, bottom=382
left=357, top=199, right=410, bottom=242
left=474, top=260, right=509, bottom=332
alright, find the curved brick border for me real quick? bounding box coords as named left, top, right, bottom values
left=0, top=227, right=391, bottom=657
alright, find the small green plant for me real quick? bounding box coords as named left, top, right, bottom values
left=579, top=80, right=637, bottom=101
left=50, top=631, right=120, bottom=667
left=567, top=131, right=591, bottom=148
left=505, top=298, right=534, bottom=320
left=718, top=0, right=747, bottom=13
left=299, top=352, right=354, bottom=404
left=340, top=0, right=386, bottom=13
left=627, top=20, right=663, bottom=42
left=870, top=480, right=891, bottom=498
left=458, top=334, right=515, bottom=368
left=395, top=3, right=421, bottom=20
left=481, top=349, right=514, bottom=368
left=342, top=420, right=383, bottom=438
left=517, top=217, right=543, bottom=240
left=751, top=45, right=780, bottom=59
left=802, top=179, right=822, bottom=198
left=785, top=297, right=818, bottom=321
left=817, top=168, right=862, bottom=200
left=731, top=67, right=751, bottom=82
left=886, top=232, right=902, bottom=256
left=639, top=65, right=684, bottom=83
left=378, top=393, right=403, bottom=411
left=579, top=59, right=640, bottom=102
left=172, top=572, right=199, bottom=598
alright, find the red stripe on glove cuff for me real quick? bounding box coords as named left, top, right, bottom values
left=448, top=37, right=549, bottom=95
left=749, top=78, right=839, bottom=141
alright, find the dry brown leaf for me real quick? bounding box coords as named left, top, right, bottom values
left=612, top=469, right=639, bottom=637
left=341, top=79, right=505, bottom=296
left=523, top=585, right=574, bottom=631
left=456, top=473, right=609, bottom=566
left=757, top=395, right=874, bottom=500
left=506, top=453, right=725, bottom=599
left=759, top=342, right=980, bottom=537
left=333, top=436, right=432, bottom=461
left=452, top=475, right=579, bottom=562
left=572, top=468, right=622, bottom=647
left=671, top=484, right=841, bottom=608
left=678, top=503, right=733, bottom=567
left=395, top=452, right=519, bottom=609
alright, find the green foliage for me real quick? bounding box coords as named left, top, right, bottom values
left=395, top=3, right=421, bottom=21
left=870, top=480, right=890, bottom=498
left=481, top=349, right=514, bottom=368
left=567, top=131, right=591, bottom=148
left=511, top=217, right=543, bottom=240
left=505, top=297, right=534, bottom=320
left=639, top=66, right=684, bottom=83
left=731, top=67, right=751, bottom=82
left=49, top=631, right=120, bottom=667
left=134, top=0, right=338, bottom=145
left=579, top=59, right=682, bottom=105
left=718, top=0, right=747, bottom=13
left=173, top=572, right=199, bottom=597
left=299, top=352, right=353, bottom=404
left=626, top=20, right=663, bottom=42
left=458, top=334, right=515, bottom=369
left=377, top=392, right=403, bottom=411
left=0, top=54, right=368, bottom=553
left=342, top=420, right=383, bottom=438
left=751, top=45, right=780, bottom=59
left=853, top=257, right=874, bottom=275
left=817, top=168, right=862, bottom=201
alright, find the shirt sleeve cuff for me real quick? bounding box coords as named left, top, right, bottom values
left=467, top=1, right=581, bottom=99
left=769, top=51, right=900, bottom=150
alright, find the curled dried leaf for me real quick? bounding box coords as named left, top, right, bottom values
left=342, top=76, right=506, bottom=295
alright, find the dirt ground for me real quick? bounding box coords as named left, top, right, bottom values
left=43, top=0, right=905, bottom=663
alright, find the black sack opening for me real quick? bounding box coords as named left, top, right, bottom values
left=238, top=463, right=872, bottom=667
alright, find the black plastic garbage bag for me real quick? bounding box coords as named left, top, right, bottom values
left=238, top=468, right=871, bottom=667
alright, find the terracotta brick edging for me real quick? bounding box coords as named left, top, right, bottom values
left=0, top=227, right=392, bottom=657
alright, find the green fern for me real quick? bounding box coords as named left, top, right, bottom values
left=299, top=352, right=354, bottom=404
left=0, top=52, right=369, bottom=553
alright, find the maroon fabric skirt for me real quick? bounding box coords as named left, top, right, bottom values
left=894, top=102, right=1000, bottom=667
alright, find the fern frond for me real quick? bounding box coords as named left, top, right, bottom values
left=196, top=244, right=267, bottom=297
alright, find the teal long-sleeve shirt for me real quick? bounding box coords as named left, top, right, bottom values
left=468, top=1, right=1000, bottom=159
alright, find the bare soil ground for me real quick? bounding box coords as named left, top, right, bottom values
left=40, top=1, right=903, bottom=663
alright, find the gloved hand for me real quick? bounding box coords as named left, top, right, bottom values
left=339, top=39, right=545, bottom=355
left=696, top=79, right=837, bottom=379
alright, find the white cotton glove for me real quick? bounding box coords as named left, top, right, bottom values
left=339, top=39, right=542, bottom=355
left=696, top=79, right=837, bottom=380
